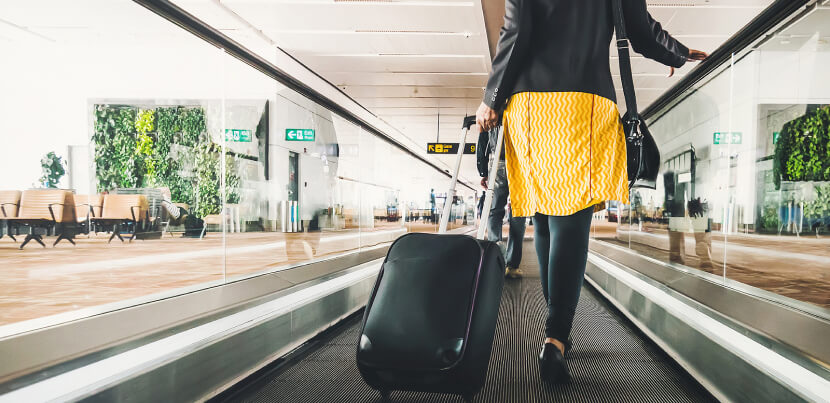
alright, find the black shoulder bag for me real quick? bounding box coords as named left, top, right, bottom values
left=611, top=0, right=661, bottom=189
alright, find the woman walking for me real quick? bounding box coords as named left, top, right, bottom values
left=476, top=0, right=706, bottom=383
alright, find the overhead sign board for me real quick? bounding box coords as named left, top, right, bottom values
left=713, top=132, right=742, bottom=145
left=286, top=128, right=315, bottom=141
left=224, top=129, right=252, bottom=142
left=427, top=143, right=476, bottom=155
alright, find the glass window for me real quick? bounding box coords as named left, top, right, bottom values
left=0, top=0, right=476, bottom=336
left=610, top=6, right=830, bottom=311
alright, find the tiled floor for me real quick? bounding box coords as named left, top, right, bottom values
left=599, top=221, right=830, bottom=309
left=0, top=220, right=462, bottom=328
left=2, top=218, right=826, bottom=333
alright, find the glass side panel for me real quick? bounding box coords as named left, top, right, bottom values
left=625, top=7, right=830, bottom=311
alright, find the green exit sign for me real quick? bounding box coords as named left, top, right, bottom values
left=225, top=129, right=252, bottom=142
left=713, top=132, right=742, bottom=145
left=773, top=131, right=780, bottom=144
left=286, top=128, right=315, bottom=141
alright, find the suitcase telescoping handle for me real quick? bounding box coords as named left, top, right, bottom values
left=438, top=116, right=503, bottom=241
left=475, top=126, right=503, bottom=240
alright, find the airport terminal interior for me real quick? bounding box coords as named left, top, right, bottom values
left=0, top=0, right=828, bottom=402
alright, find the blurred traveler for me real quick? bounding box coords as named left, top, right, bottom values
left=477, top=190, right=486, bottom=218
left=429, top=188, right=436, bottom=224
left=477, top=125, right=526, bottom=279
left=476, top=0, right=706, bottom=383
left=664, top=171, right=687, bottom=264
left=688, top=197, right=713, bottom=270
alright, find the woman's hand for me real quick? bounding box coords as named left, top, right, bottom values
left=669, top=49, right=709, bottom=77
left=687, top=49, right=708, bottom=61
left=476, top=102, right=499, bottom=132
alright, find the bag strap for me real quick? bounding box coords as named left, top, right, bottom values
left=610, top=0, right=639, bottom=123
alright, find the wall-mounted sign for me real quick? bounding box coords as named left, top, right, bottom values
left=427, top=143, right=476, bottom=155
left=713, top=132, right=742, bottom=145
left=224, top=129, right=252, bottom=142
left=286, top=128, right=315, bottom=141
left=773, top=131, right=780, bottom=144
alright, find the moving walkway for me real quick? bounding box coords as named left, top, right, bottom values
left=214, top=240, right=713, bottom=403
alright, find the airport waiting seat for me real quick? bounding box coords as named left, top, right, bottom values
left=5, top=189, right=77, bottom=249
left=200, top=211, right=227, bottom=239
left=92, top=194, right=148, bottom=243
left=200, top=204, right=238, bottom=238
left=74, top=194, right=104, bottom=234
left=0, top=190, right=22, bottom=241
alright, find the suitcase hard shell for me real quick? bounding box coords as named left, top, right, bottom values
left=356, top=117, right=506, bottom=399
left=356, top=233, right=505, bottom=397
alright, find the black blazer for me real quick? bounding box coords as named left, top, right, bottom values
left=484, top=0, right=690, bottom=110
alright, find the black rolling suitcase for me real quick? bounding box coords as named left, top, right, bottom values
left=356, top=117, right=506, bottom=400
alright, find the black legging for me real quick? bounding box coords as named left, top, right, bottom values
left=533, top=206, right=594, bottom=341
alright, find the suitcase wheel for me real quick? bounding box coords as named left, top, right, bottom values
left=379, top=390, right=391, bottom=402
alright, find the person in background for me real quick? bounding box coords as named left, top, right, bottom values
left=477, top=190, right=486, bottom=218
left=687, top=197, right=713, bottom=270
left=429, top=188, right=436, bottom=223
left=476, top=0, right=707, bottom=383
left=664, top=171, right=687, bottom=264
left=477, top=125, right=526, bottom=279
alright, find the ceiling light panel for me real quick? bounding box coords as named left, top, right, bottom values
left=343, top=86, right=484, bottom=98
left=323, top=72, right=487, bottom=86
left=222, top=1, right=478, bottom=33
left=356, top=97, right=480, bottom=108
left=665, top=6, right=769, bottom=35
left=301, top=54, right=485, bottom=73
left=273, top=31, right=479, bottom=55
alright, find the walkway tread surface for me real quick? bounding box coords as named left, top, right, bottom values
left=226, top=240, right=715, bottom=403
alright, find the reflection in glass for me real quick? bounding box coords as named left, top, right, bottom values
left=608, top=7, right=830, bottom=310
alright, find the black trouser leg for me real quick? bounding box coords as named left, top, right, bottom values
left=535, top=206, right=594, bottom=341
left=533, top=213, right=551, bottom=303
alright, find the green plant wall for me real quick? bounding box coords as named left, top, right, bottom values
left=93, top=104, right=240, bottom=218
left=774, top=105, right=830, bottom=188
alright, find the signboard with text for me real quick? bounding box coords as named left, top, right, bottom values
left=224, top=129, right=252, bottom=142
left=713, top=132, right=742, bottom=145
left=427, top=143, right=476, bottom=155
left=286, top=128, right=315, bottom=141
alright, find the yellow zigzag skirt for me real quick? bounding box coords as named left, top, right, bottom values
left=503, top=92, right=630, bottom=217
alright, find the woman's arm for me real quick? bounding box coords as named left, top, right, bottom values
left=623, top=0, right=689, bottom=68
left=482, top=0, right=532, bottom=111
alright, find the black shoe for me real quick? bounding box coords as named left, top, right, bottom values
left=564, top=338, right=573, bottom=356
left=538, top=343, right=570, bottom=383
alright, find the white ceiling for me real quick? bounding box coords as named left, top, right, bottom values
left=1, top=0, right=779, bottom=186
left=171, top=0, right=775, bottom=183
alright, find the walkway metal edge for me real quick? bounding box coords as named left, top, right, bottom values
left=586, top=253, right=830, bottom=403
left=0, top=260, right=383, bottom=403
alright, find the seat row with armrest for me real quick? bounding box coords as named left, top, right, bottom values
left=0, top=190, right=148, bottom=248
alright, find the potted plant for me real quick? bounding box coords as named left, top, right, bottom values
left=39, top=152, right=66, bottom=188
